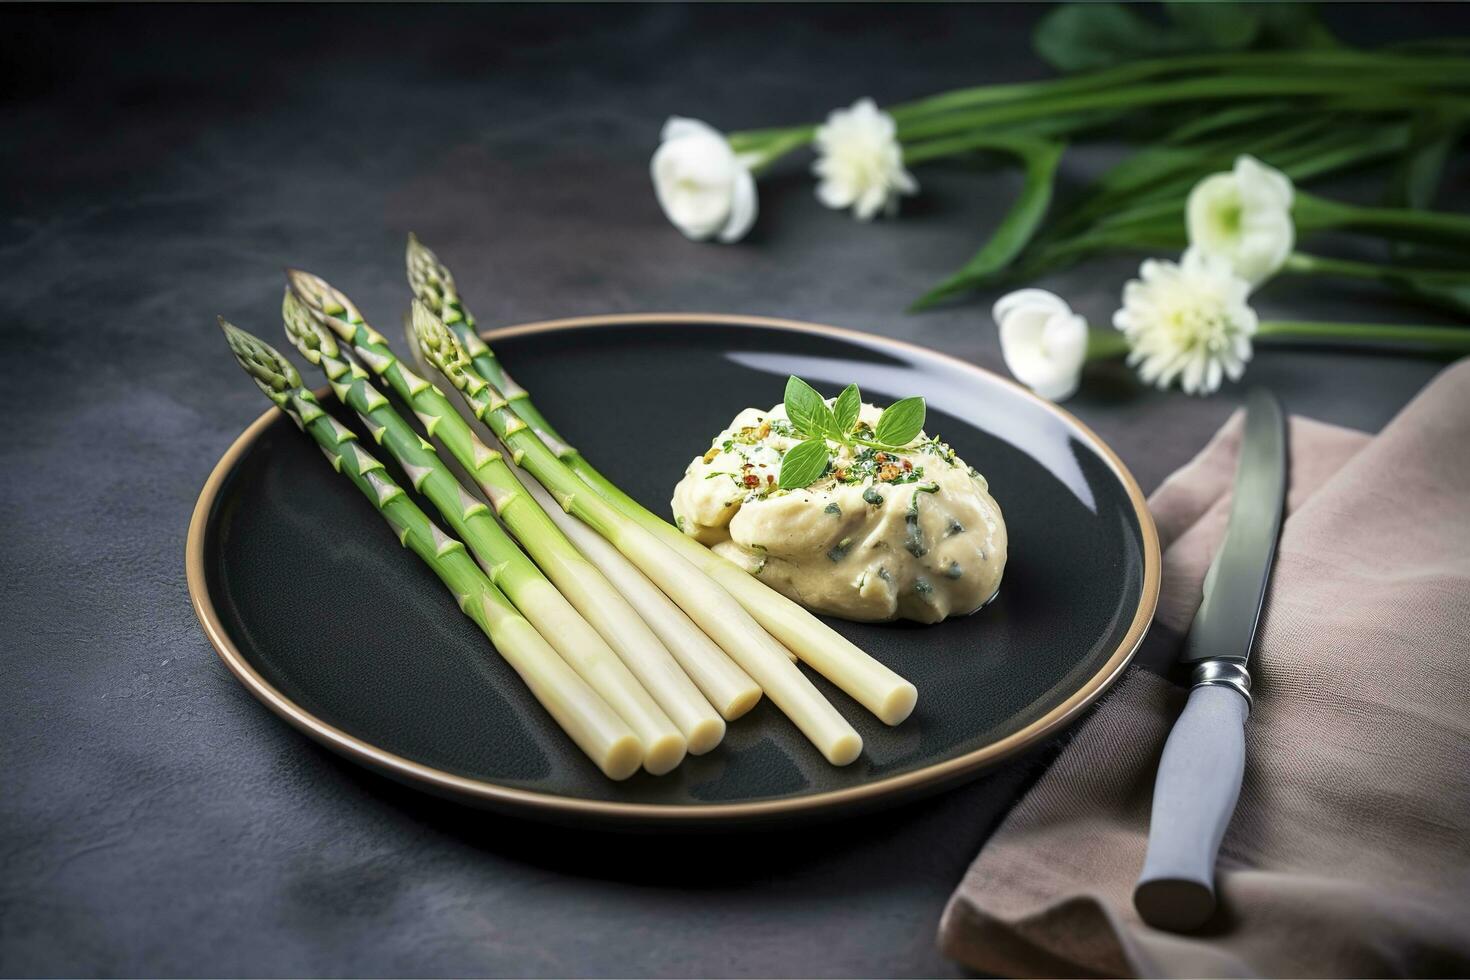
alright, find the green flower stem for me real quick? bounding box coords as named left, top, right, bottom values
left=730, top=127, right=815, bottom=173
left=1296, top=193, right=1470, bottom=251
left=405, top=237, right=918, bottom=730
left=1256, top=320, right=1470, bottom=353
left=894, top=75, right=1450, bottom=145
left=724, top=50, right=1467, bottom=176
left=901, top=132, right=1052, bottom=166
left=887, top=50, right=1470, bottom=122
left=1282, top=252, right=1470, bottom=285
left=1086, top=330, right=1131, bottom=359
left=1085, top=321, right=1470, bottom=366
left=218, top=320, right=643, bottom=781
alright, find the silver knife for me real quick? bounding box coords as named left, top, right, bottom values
left=1133, top=388, right=1288, bottom=932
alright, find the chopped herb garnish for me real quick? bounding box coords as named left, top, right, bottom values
left=915, top=577, right=934, bottom=596
left=944, top=562, right=964, bottom=579
left=946, top=518, right=965, bottom=536
left=749, top=544, right=768, bottom=575
left=823, top=502, right=841, bottom=517
left=863, top=486, right=884, bottom=507
left=916, top=482, right=939, bottom=493
left=826, top=536, right=853, bottom=562
left=904, top=493, right=927, bottom=557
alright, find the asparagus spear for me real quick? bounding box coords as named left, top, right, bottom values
left=405, top=236, right=918, bottom=726
left=278, top=292, right=693, bottom=773
left=217, top=318, right=642, bottom=780
left=411, top=302, right=863, bottom=766
left=399, top=312, right=764, bottom=722
left=284, top=271, right=723, bottom=760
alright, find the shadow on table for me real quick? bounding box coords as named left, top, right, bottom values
left=325, top=740, right=1061, bottom=891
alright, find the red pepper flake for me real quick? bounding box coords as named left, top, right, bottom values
left=902, top=458, right=913, bottom=471
left=742, top=474, right=761, bottom=488
left=765, top=474, right=775, bottom=485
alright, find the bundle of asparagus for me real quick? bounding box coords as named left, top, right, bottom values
left=215, top=237, right=920, bottom=779
left=219, top=320, right=643, bottom=781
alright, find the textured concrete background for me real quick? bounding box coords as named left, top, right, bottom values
left=2, top=4, right=1466, bottom=976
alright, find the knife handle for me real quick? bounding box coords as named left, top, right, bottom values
left=1133, top=662, right=1251, bottom=932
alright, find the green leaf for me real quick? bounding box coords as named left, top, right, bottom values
left=832, top=383, right=861, bottom=434
left=1252, top=2, right=1339, bottom=49
left=778, top=438, right=830, bottom=490
left=910, top=138, right=1065, bottom=309
left=1034, top=4, right=1181, bottom=73
left=1387, top=107, right=1466, bottom=260
left=1163, top=1, right=1260, bottom=50
left=1034, top=2, right=1333, bottom=73
left=783, top=375, right=837, bottom=439
left=874, top=396, right=926, bottom=448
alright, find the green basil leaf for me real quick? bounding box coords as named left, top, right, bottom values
left=778, top=438, right=830, bottom=490
left=874, top=396, right=926, bottom=448
left=784, top=375, right=837, bottom=439
left=832, top=383, right=861, bottom=434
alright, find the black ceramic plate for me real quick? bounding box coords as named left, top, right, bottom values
left=189, top=315, right=1158, bottom=826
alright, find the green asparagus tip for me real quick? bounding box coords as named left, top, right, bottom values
left=410, top=300, right=475, bottom=389
left=281, top=288, right=341, bottom=363
left=405, top=235, right=452, bottom=314
left=285, top=268, right=351, bottom=320
left=219, top=317, right=301, bottom=395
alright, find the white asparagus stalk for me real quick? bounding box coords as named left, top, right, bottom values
left=413, top=305, right=863, bottom=765
left=404, top=323, right=764, bottom=724
left=605, top=524, right=864, bottom=765
left=488, top=606, right=646, bottom=779
left=513, top=467, right=763, bottom=723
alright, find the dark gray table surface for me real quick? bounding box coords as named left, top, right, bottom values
left=4, top=5, right=1466, bottom=977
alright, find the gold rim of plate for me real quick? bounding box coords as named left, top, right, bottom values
left=186, top=313, right=1162, bottom=825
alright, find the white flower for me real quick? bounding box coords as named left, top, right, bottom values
left=1114, top=249, right=1258, bottom=396
left=1186, top=154, right=1295, bottom=287
left=992, top=289, right=1089, bottom=402
left=812, top=98, right=917, bottom=221
left=651, top=117, right=758, bottom=243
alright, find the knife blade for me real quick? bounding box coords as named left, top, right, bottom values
left=1181, top=388, right=1288, bottom=668
left=1133, top=388, right=1288, bottom=932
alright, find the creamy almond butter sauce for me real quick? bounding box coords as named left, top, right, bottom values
left=671, top=402, right=1007, bottom=623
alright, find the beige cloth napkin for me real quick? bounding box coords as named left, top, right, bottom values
left=939, top=359, right=1470, bottom=978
